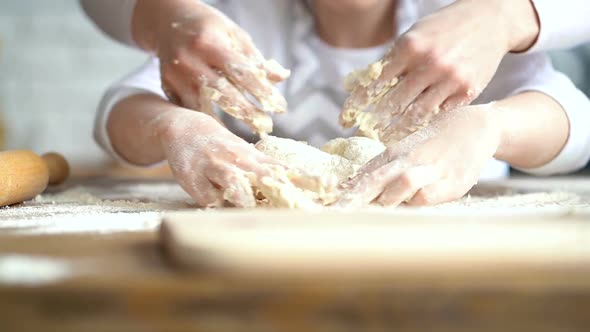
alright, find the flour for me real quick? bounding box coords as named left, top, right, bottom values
left=1, top=179, right=588, bottom=235
left=0, top=181, right=193, bottom=235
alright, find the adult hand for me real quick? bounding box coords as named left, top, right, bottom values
left=143, top=1, right=290, bottom=135
left=335, top=104, right=503, bottom=208
left=342, top=0, right=539, bottom=143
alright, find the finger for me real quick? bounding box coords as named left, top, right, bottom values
left=181, top=175, right=224, bottom=208
left=161, top=63, right=196, bottom=108
left=161, top=82, right=181, bottom=106
left=376, top=165, right=441, bottom=206
left=191, top=30, right=288, bottom=113
left=223, top=53, right=288, bottom=114
left=240, top=151, right=332, bottom=194
left=202, top=75, right=273, bottom=134
left=161, top=64, right=224, bottom=124
left=406, top=180, right=465, bottom=206
left=207, top=164, right=256, bottom=208
left=341, top=74, right=400, bottom=130
left=373, top=67, right=438, bottom=133
left=261, top=59, right=291, bottom=83
left=175, top=40, right=280, bottom=129
left=379, top=79, right=457, bottom=143
left=440, top=92, right=473, bottom=112
left=340, top=48, right=409, bottom=127
left=335, top=159, right=411, bottom=208
left=340, top=150, right=397, bottom=190
left=231, top=29, right=290, bottom=82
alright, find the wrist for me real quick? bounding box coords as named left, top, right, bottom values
left=501, top=0, right=540, bottom=52
left=490, top=104, right=513, bottom=162
left=132, top=0, right=208, bottom=51
left=151, top=108, right=219, bottom=145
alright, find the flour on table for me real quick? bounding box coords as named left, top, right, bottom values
left=1, top=178, right=588, bottom=235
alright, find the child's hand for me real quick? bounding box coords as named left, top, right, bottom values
left=335, top=104, right=502, bottom=208
left=153, top=110, right=288, bottom=208
left=342, top=0, right=538, bottom=143
left=154, top=2, right=290, bottom=135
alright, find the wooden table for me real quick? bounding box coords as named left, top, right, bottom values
left=1, top=177, right=589, bottom=332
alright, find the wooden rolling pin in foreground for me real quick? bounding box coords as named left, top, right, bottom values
left=0, top=150, right=70, bottom=206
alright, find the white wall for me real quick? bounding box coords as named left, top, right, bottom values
left=0, top=0, right=146, bottom=167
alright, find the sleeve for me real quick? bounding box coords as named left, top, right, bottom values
left=526, top=0, right=590, bottom=52
left=94, top=57, right=167, bottom=165
left=79, top=0, right=138, bottom=47
left=476, top=53, right=590, bottom=175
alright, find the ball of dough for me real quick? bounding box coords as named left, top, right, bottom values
left=255, top=136, right=355, bottom=183
left=321, top=136, right=385, bottom=166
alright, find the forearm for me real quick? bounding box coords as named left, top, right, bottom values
left=132, top=0, right=209, bottom=51
left=493, top=92, right=569, bottom=169
left=107, top=94, right=216, bottom=166
left=497, top=0, right=540, bottom=52
left=80, top=0, right=138, bottom=46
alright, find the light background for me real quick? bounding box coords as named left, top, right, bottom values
left=1, top=0, right=589, bottom=170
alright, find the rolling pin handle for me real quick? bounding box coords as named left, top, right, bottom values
left=41, top=152, right=70, bottom=186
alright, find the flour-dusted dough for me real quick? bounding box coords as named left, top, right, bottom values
left=321, top=136, right=386, bottom=167
left=255, top=136, right=385, bottom=206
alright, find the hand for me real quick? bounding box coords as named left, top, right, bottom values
left=153, top=110, right=295, bottom=208
left=151, top=1, right=290, bottom=135
left=335, top=104, right=502, bottom=208
left=342, top=0, right=539, bottom=143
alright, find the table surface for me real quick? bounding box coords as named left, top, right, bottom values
left=1, top=176, right=589, bottom=332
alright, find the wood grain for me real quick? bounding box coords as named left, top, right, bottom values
left=1, top=177, right=590, bottom=331
left=161, top=210, right=590, bottom=277
left=0, top=150, right=49, bottom=206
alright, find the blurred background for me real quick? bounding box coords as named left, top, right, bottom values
left=0, top=0, right=146, bottom=173
left=1, top=0, right=589, bottom=173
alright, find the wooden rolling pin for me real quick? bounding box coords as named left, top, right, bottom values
left=0, top=150, right=70, bottom=206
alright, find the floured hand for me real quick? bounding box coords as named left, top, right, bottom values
left=341, top=0, right=539, bottom=144
left=152, top=110, right=318, bottom=208
left=155, top=1, right=290, bottom=135
left=336, top=104, right=502, bottom=208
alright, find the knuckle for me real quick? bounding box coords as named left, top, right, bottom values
left=397, top=173, right=415, bottom=189
left=413, top=190, right=433, bottom=205
left=189, top=30, right=215, bottom=50
left=430, top=54, right=453, bottom=72
left=423, top=47, right=444, bottom=66
left=399, top=33, right=424, bottom=55
left=448, top=69, right=473, bottom=92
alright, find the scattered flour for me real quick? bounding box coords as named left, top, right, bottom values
left=0, top=180, right=195, bottom=235
left=0, top=178, right=588, bottom=235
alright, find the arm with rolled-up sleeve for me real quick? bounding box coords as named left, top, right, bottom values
left=479, top=52, right=590, bottom=175
left=94, top=57, right=167, bottom=164
left=527, top=0, right=590, bottom=52
left=79, top=0, right=138, bottom=47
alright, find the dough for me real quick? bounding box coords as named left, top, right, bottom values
left=321, top=137, right=386, bottom=167
left=340, top=59, right=400, bottom=141
left=255, top=136, right=385, bottom=207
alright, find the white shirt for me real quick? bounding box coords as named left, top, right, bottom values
left=528, top=0, right=590, bottom=52
left=85, top=0, right=590, bottom=179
